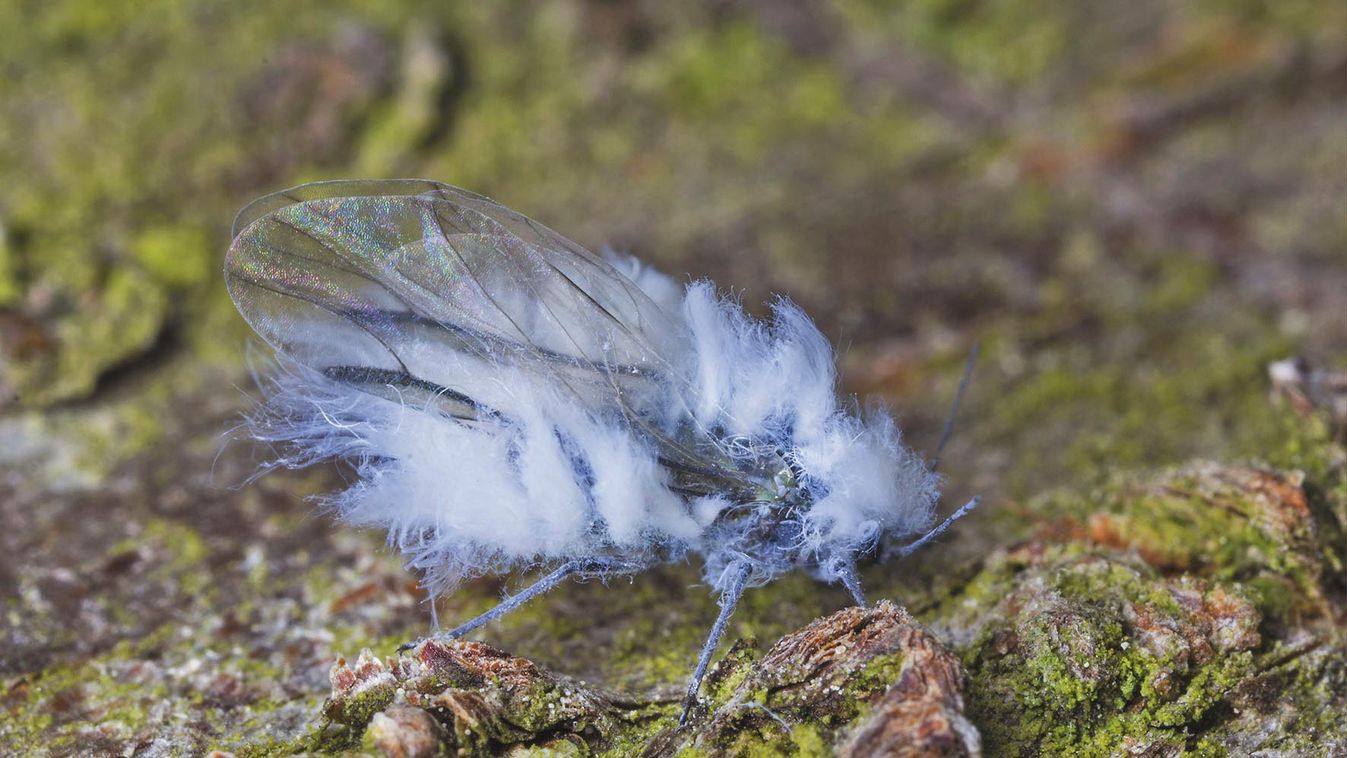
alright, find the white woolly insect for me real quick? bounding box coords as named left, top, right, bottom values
left=224, top=179, right=978, bottom=723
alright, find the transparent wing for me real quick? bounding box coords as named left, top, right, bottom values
left=225, top=180, right=762, bottom=495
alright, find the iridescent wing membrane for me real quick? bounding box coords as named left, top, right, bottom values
left=225, top=180, right=758, bottom=496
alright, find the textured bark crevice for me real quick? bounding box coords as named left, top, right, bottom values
left=328, top=602, right=979, bottom=756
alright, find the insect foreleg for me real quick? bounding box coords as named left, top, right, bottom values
left=679, top=559, right=752, bottom=726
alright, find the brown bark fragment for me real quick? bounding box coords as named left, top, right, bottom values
left=836, top=612, right=979, bottom=757
left=368, top=704, right=448, bottom=758
left=690, top=601, right=979, bottom=756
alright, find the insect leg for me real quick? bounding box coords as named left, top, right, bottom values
left=834, top=561, right=868, bottom=608
left=679, top=560, right=752, bottom=726
left=397, top=558, right=631, bottom=651
left=894, top=496, right=981, bottom=558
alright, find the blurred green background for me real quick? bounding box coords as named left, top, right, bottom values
left=1, top=1, right=1343, bottom=485
left=1, top=1, right=1344, bottom=754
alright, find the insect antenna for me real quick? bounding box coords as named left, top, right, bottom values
left=893, top=496, right=981, bottom=558
left=870, top=343, right=982, bottom=562
left=680, top=559, right=752, bottom=726
left=930, top=340, right=979, bottom=472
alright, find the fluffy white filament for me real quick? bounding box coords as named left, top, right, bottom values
left=249, top=254, right=939, bottom=593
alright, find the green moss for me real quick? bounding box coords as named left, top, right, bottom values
left=5, top=662, right=167, bottom=752
left=945, top=547, right=1263, bottom=754
left=704, top=643, right=759, bottom=710
left=130, top=225, right=212, bottom=288
left=853, top=652, right=906, bottom=695
left=839, top=0, right=1069, bottom=84
left=638, top=22, right=849, bottom=162
left=959, top=240, right=1304, bottom=501
left=603, top=718, right=682, bottom=757
left=1032, top=450, right=1339, bottom=626
left=3, top=623, right=264, bottom=754
left=238, top=718, right=362, bottom=758
left=709, top=717, right=831, bottom=757
left=129, top=517, right=212, bottom=598
left=915, top=419, right=1341, bottom=754
left=786, top=724, right=834, bottom=757
left=1266, top=417, right=1347, bottom=577
left=0, top=223, right=18, bottom=306
left=325, top=673, right=396, bottom=729
left=1130, top=485, right=1303, bottom=577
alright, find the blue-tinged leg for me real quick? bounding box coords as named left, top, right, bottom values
left=894, top=497, right=981, bottom=558
left=398, top=557, right=633, bottom=652
left=680, top=560, right=752, bottom=726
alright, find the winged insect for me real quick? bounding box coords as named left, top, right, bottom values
left=225, top=179, right=979, bottom=723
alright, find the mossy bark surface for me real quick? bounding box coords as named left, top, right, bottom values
left=2, top=2, right=1345, bottom=756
